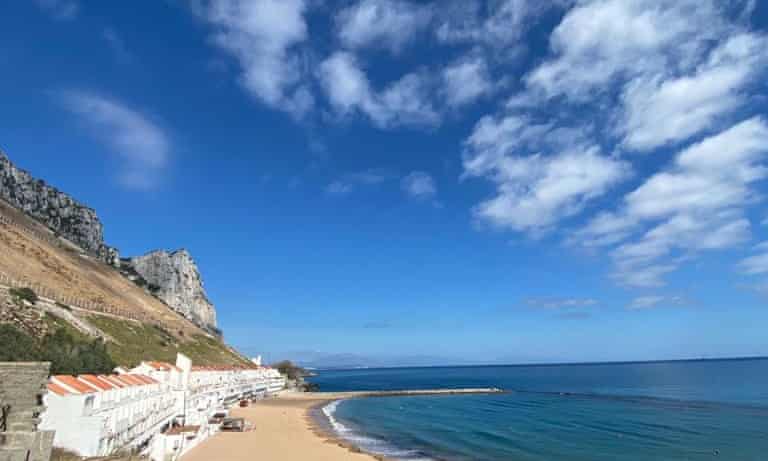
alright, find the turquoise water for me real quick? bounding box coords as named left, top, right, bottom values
left=310, top=359, right=768, bottom=460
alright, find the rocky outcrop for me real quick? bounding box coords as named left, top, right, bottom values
left=128, top=250, right=217, bottom=330
left=0, top=150, right=119, bottom=266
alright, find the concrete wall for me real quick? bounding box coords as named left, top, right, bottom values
left=0, top=362, right=54, bottom=461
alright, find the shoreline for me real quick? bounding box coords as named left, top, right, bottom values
left=181, top=389, right=501, bottom=460
left=180, top=391, right=384, bottom=461
left=306, top=399, right=393, bottom=461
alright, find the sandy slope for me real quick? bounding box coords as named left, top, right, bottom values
left=0, top=199, right=200, bottom=335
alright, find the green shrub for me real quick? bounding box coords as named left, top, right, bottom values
left=0, top=323, right=115, bottom=375
left=0, top=324, right=42, bottom=361
left=40, top=328, right=116, bottom=375
left=272, top=360, right=308, bottom=380
left=10, top=287, right=38, bottom=304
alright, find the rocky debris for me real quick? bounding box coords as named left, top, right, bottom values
left=128, top=250, right=217, bottom=330
left=0, top=150, right=119, bottom=266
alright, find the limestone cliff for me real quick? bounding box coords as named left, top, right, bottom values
left=0, top=150, right=119, bottom=266
left=128, top=250, right=218, bottom=330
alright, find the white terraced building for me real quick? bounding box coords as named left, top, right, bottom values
left=40, top=353, right=286, bottom=459
left=40, top=373, right=176, bottom=457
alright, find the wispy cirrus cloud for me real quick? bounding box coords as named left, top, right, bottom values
left=34, top=0, right=79, bottom=20
left=577, top=117, right=768, bottom=287
left=738, top=242, right=768, bottom=275
left=525, top=297, right=598, bottom=310
left=325, top=169, right=392, bottom=196
left=103, top=27, right=132, bottom=64
left=628, top=295, right=687, bottom=310
left=401, top=171, right=437, bottom=201
left=59, top=91, right=170, bottom=190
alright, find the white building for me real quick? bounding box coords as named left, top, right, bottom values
left=41, top=354, right=287, bottom=460
left=40, top=373, right=176, bottom=457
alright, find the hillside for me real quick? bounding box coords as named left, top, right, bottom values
left=0, top=189, right=248, bottom=368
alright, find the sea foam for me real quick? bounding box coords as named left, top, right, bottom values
left=322, top=400, right=434, bottom=461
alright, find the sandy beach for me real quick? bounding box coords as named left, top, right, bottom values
left=180, top=391, right=382, bottom=461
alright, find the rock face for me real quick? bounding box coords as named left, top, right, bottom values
left=129, top=250, right=217, bottom=330
left=0, top=150, right=119, bottom=266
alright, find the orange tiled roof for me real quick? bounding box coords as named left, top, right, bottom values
left=79, top=374, right=116, bottom=391
left=118, top=374, right=144, bottom=386
left=53, top=375, right=96, bottom=394
left=147, top=361, right=181, bottom=372
left=133, top=374, right=159, bottom=384
left=47, top=382, right=70, bottom=396
left=99, top=375, right=127, bottom=388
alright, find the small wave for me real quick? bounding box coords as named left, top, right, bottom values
left=322, top=400, right=435, bottom=461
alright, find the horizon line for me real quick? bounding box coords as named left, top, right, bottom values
left=309, top=355, right=768, bottom=371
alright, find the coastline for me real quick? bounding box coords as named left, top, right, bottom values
left=182, top=389, right=502, bottom=461
left=180, top=391, right=386, bottom=461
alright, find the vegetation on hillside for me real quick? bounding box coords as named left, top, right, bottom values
left=9, top=287, right=38, bottom=304
left=87, top=315, right=251, bottom=367
left=0, top=322, right=115, bottom=375
left=272, top=360, right=319, bottom=391
left=272, top=360, right=308, bottom=380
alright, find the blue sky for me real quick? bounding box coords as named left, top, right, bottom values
left=2, top=0, right=768, bottom=365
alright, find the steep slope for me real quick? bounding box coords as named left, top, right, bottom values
left=0, top=150, right=119, bottom=266
left=0, top=153, right=246, bottom=367
left=0, top=203, right=249, bottom=367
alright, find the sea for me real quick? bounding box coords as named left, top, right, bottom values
left=308, top=359, right=768, bottom=461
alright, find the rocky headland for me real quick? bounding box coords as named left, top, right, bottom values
left=0, top=150, right=218, bottom=331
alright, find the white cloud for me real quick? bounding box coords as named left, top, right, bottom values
left=336, top=0, right=432, bottom=53
left=318, top=51, right=439, bottom=128
left=578, top=117, right=768, bottom=287
left=34, top=0, right=78, bottom=20
left=739, top=242, right=768, bottom=275
left=526, top=0, right=727, bottom=100
left=196, top=0, right=313, bottom=118
left=620, top=33, right=768, bottom=151
left=627, top=118, right=768, bottom=220
left=441, top=56, right=493, bottom=107
left=436, top=0, right=557, bottom=48
left=628, top=295, right=686, bottom=310
left=463, top=115, right=629, bottom=233
left=60, top=91, right=170, bottom=189
left=401, top=172, right=437, bottom=200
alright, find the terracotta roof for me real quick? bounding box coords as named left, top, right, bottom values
left=132, top=374, right=158, bottom=384
left=47, top=382, right=70, bottom=396
left=79, top=375, right=116, bottom=391
left=111, top=375, right=138, bottom=387
left=53, top=375, right=96, bottom=394
left=117, top=374, right=144, bottom=386
left=99, top=375, right=127, bottom=388
left=147, top=361, right=181, bottom=372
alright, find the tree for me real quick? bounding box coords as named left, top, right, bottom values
left=272, top=360, right=307, bottom=380
left=0, top=324, right=41, bottom=361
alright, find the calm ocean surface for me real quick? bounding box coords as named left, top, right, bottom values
left=309, top=359, right=768, bottom=460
